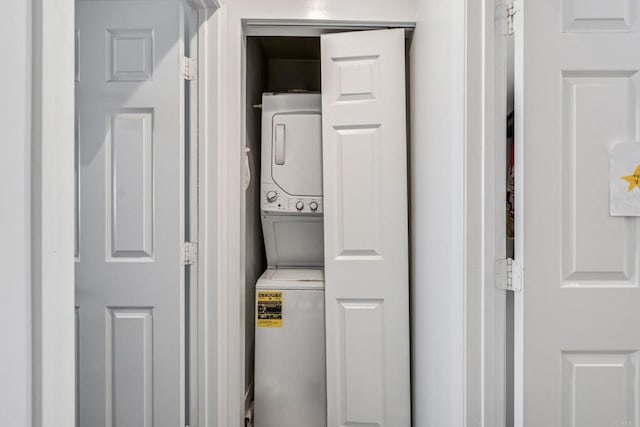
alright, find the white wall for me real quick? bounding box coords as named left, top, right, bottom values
left=226, top=0, right=415, bottom=22
left=0, top=1, right=32, bottom=425
left=409, top=0, right=467, bottom=425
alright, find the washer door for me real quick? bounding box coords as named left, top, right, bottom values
left=271, top=112, right=323, bottom=197
left=262, top=214, right=324, bottom=267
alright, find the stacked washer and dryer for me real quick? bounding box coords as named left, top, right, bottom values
left=254, top=93, right=327, bottom=427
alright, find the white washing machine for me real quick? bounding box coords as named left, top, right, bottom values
left=260, top=92, right=323, bottom=268
left=255, top=92, right=326, bottom=427
left=254, top=268, right=326, bottom=427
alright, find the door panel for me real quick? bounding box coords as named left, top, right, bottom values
left=75, top=2, right=184, bottom=426
left=517, top=1, right=640, bottom=425
left=321, top=28, right=410, bottom=427
left=561, top=72, right=638, bottom=286
left=106, top=308, right=154, bottom=427
left=108, top=109, right=155, bottom=259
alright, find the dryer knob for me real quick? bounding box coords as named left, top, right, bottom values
left=309, top=201, right=319, bottom=211
left=266, top=191, right=278, bottom=203
left=296, top=201, right=305, bottom=211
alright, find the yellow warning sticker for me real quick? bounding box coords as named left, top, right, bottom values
left=257, top=291, right=283, bottom=327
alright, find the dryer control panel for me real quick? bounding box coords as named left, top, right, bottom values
left=261, top=183, right=323, bottom=214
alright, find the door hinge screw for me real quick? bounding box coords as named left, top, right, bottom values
left=501, top=2, right=519, bottom=36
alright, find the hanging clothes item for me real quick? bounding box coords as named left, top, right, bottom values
left=506, top=111, right=515, bottom=240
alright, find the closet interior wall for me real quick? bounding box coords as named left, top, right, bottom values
left=244, top=37, right=267, bottom=402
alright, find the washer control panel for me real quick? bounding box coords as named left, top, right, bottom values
left=261, top=183, right=323, bottom=214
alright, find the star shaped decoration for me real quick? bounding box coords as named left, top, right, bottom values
left=622, top=164, right=640, bottom=192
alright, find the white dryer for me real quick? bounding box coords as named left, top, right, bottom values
left=260, top=92, right=324, bottom=267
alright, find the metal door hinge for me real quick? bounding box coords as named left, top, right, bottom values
left=182, top=241, right=198, bottom=266
left=495, top=258, right=523, bottom=292
left=181, top=56, right=197, bottom=81
left=505, top=2, right=519, bottom=36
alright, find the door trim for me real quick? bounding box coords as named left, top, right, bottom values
left=242, top=18, right=415, bottom=37
left=31, top=0, right=76, bottom=425
left=193, top=5, right=232, bottom=427
left=465, top=0, right=510, bottom=425
left=513, top=1, right=524, bottom=424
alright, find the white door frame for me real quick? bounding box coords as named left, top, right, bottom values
left=465, top=0, right=510, bottom=425
left=466, top=0, right=503, bottom=423
left=30, top=0, right=76, bottom=425
left=409, top=0, right=508, bottom=425
left=27, top=1, right=509, bottom=426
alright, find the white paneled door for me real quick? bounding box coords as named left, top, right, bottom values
left=321, top=28, right=411, bottom=427
left=517, top=1, right=640, bottom=426
left=76, top=2, right=185, bottom=426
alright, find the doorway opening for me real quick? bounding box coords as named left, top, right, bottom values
left=241, top=24, right=414, bottom=426
left=243, top=35, right=323, bottom=425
